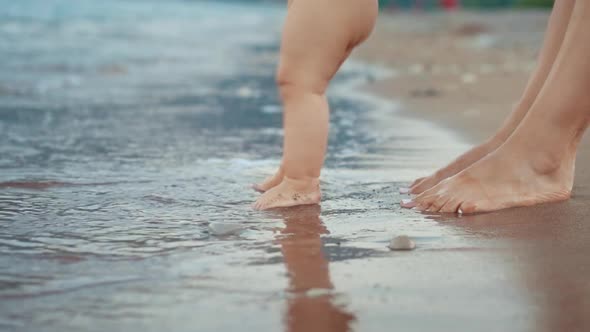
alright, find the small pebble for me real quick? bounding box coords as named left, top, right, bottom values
left=388, top=235, right=416, bottom=251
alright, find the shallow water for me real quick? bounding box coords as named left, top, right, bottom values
left=0, top=1, right=529, bottom=331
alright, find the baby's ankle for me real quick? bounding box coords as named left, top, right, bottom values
left=282, top=176, right=320, bottom=191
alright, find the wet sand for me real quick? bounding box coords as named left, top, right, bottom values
left=355, top=10, right=590, bottom=331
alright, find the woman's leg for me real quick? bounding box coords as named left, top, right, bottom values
left=407, top=0, right=590, bottom=214
left=407, top=0, right=575, bottom=195
left=253, top=0, right=378, bottom=210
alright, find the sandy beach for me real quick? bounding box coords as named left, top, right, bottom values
left=356, top=10, right=590, bottom=331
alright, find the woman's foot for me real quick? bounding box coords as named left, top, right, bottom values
left=402, top=136, right=575, bottom=214
left=252, top=167, right=284, bottom=193
left=403, top=0, right=588, bottom=213
left=406, top=137, right=502, bottom=194
left=405, top=0, right=577, bottom=196
left=253, top=176, right=321, bottom=210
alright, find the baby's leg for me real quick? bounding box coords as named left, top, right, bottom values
left=253, top=0, right=377, bottom=210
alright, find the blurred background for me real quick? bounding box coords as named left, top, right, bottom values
left=220, top=0, right=554, bottom=9
left=378, top=0, right=553, bottom=10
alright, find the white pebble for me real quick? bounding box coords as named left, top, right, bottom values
left=388, top=235, right=416, bottom=251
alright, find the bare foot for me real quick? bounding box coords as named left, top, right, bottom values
left=406, top=97, right=541, bottom=195
left=253, top=177, right=321, bottom=210
left=402, top=0, right=590, bottom=212
left=402, top=143, right=575, bottom=214
left=252, top=167, right=284, bottom=193
left=406, top=138, right=500, bottom=195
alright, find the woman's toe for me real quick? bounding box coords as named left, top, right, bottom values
left=410, top=178, right=434, bottom=194
left=426, top=195, right=451, bottom=212
left=400, top=198, right=417, bottom=208
left=410, top=177, right=426, bottom=188
left=414, top=194, right=439, bottom=211
left=457, top=201, right=478, bottom=214
left=439, top=198, right=461, bottom=213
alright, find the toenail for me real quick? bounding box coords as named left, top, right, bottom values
left=401, top=199, right=416, bottom=208
left=399, top=187, right=410, bottom=194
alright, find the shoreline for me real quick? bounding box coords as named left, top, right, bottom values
left=330, top=60, right=472, bottom=181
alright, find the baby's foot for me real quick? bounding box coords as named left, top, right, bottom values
left=253, top=177, right=321, bottom=210
left=252, top=168, right=284, bottom=193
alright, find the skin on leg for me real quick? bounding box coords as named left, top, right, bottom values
left=405, top=0, right=590, bottom=214
left=406, top=0, right=575, bottom=195
left=254, top=0, right=378, bottom=210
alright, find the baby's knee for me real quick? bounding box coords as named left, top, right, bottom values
left=277, top=78, right=304, bottom=101
left=276, top=71, right=326, bottom=100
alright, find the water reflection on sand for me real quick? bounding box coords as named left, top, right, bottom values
left=276, top=206, right=355, bottom=332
